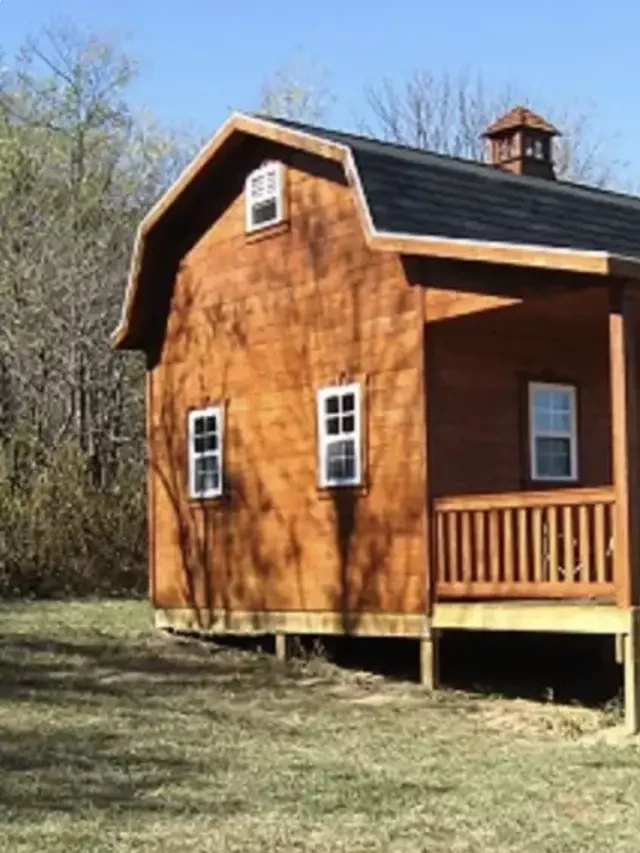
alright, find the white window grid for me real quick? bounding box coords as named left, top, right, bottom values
left=245, top=162, right=284, bottom=232
left=528, top=381, right=578, bottom=482
left=316, top=383, right=362, bottom=488
left=188, top=405, right=223, bottom=499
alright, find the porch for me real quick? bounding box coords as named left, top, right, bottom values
left=422, top=272, right=639, bottom=612
left=419, top=267, right=640, bottom=728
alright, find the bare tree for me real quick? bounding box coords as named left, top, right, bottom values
left=363, top=69, right=627, bottom=187
left=258, top=54, right=333, bottom=123
left=0, top=24, right=195, bottom=595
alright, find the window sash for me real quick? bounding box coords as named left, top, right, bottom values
left=317, top=384, right=362, bottom=487
left=188, top=405, right=223, bottom=498
left=245, top=163, right=283, bottom=232
left=528, top=382, right=577, bottom=482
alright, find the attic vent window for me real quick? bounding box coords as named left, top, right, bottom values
left=245, top=162, right=284, bottom=232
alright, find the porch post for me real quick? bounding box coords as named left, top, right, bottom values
left=274, top=633, right=288, bottom=663
left=417, top=287, right=438, bottom=689
left=608, top=284, right=640, bottom=732
left=419, top=631, right=439, bottom=690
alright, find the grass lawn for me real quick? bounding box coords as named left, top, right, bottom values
left=1, top=601, right=640, bottom=852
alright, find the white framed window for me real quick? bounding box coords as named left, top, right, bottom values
left=188, top=405, right=223, bottom=498
left=317, top=383, right=362, bottom=488
left=245, top=162, right=284, bottom=232
left=528, top=382, right=578, bottom=482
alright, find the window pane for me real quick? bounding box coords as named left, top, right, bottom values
left=534, top=389, right=552, bottom=412
left=325, top=396, right=339, bottom=415
left=194, top=436, right=205, bottom=454
left=535, top=409, right=552, bottom=433
left=251, top=173, right=265, bottom=197
left=552, top=391, right=571, bottom=412
left=195, top=455, right=220, bottom=494
left=326, top=439, right=356, bottom=482
left=326, top=416, right=340, bottom=436
left=205, top=433, right=218, bottom=452
left=195, top=457, right=207, bottom=493
left=265, top=168, right=277, bottom=194
left=205, top=415, right=217, bottom=434
left=536, top=436, right=572, bottom=478
left=342, top=414, right=355, bottom=433
left=550, top=410, right=571, bottom=432
left=533, top=387, right=574, bottom=435
left=342, top=392, right=355, bottom=413
left=252, top=198, right=277, bottom=226
left=193, top=417, right=205, bottom=435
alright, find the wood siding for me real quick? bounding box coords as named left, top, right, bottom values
left=148, top=145, right=426, bottom=617
left=426, top=286, right=613, bottom=497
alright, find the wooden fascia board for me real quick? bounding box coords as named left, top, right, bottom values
left=608, top=255, right=640, bottom=281
left=369, top=232, right=616, bottom=277
left=112, top=113, right=640, bottom=349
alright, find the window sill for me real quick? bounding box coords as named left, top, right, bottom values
left=316, top=482, right=369, bottom=500
left=525, top=478, right=581, bottom=490
left=187, top=493, right=226, bottom=507
left=245, top=219, right=290, bottom=244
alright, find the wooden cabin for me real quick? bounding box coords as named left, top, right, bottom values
left=114, top=105, right=640, bottom=730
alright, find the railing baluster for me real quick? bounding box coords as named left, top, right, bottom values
left=608, top=502, right=615, bottom=583
left=594, top=503, right=606, bottom=584
left=532, top=507, right=543, bottom=583
left=563, top=505, right=574, bottom=583
left=518, top=508, right=528, bottom=583
left=475, top=511, right=486, bottom=583
left=461, top=511, right=472, bottom=583
left=547, top=505, right=559, bottom=583
left=503, top=508, right=514, bottom=585
left=447, top=513, right=458, bottom=583
left=489, top=510, right=500, bottom=583
left=436, top=511, right=446, bottom=583
left=579, top=505, right=590, bottom=583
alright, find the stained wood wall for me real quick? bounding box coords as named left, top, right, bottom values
left=148, top=143, right=426, bottom=616
left=425, top=285, right=613, bottom=497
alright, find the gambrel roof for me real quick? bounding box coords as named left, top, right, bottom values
left=114, top=113, right=640, bottom=349
left=272, top=117, right=640, bottom=259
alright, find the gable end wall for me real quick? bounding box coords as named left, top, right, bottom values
left=147, top=144, right=427, bottom=616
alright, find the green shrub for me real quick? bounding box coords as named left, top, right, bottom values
left=0, top=440, right=146, bottom=598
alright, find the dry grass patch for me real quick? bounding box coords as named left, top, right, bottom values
left=0, top=600, right=638, bottom=852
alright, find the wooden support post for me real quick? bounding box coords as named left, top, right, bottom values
left=615, top=633, right=625, bottom=665
left=417, top=286, right=433, bottom=616
left=274, top=633, right=287, bottom=663
left=609, top=285, right=640, bottom=610
left=419, top=632, right=439, bottom=690
left=624, top=611, right=640, bottom=733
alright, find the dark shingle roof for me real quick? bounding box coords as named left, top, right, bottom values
left=268, top=117, right=640, bottom=260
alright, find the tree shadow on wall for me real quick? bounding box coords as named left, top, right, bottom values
left=147, top=140, right=424, bottom=633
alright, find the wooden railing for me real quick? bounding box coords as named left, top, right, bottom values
left=433, top=487, right=616, bottom=599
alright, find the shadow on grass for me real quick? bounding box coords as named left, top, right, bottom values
left=0, top=630, right=310, bottom=715
left=0, top=630, right=294, bottom=821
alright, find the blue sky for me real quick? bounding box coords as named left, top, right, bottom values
left=2, top=0, right=639, bottom=180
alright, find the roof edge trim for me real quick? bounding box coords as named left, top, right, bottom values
left=112, top=115, right=640, bottom=350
